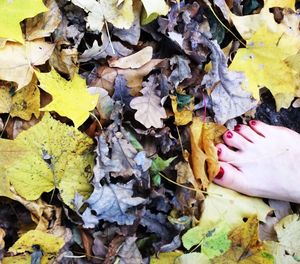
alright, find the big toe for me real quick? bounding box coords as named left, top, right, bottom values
left=213, top=162, right=248, bottom=195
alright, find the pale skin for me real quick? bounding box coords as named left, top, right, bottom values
left=213, top=120, right=300, bottom=203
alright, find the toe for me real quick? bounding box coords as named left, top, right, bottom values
left=223, top=130, right=252, bottom=150
left=248, top=120, right=271, bottom=137
left=216, top=143, right=240, bottom=163
left=213, top=162, right=248, bottom=194
left=234, top=124, right=263, bottom=142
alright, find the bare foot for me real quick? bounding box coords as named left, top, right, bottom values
left=214, top=120, right=300, bottom=203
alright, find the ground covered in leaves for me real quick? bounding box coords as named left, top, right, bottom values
left=0, top=0, right=300, bottom=263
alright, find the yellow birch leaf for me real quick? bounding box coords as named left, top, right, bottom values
left=229, top=26, right=300, bottom=105
left=141, top=0, right=169, bottom=25
left=36, top=68, right=99, bottom=128
left=170, top=95, right=193, bottom=126
left=0, top=0, right=48, bottom=43
left=1, top=113, right=94, bottom=207
left=0, top=40, right=54, bottom=89
left=0, top=78, right=40, bottom=120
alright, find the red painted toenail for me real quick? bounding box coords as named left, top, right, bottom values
left=217, top=148, right=222, bottom=156
left=226, top=131, right=233, bottom=138
left=234, top=124, right=241, bottom=132
left=215, top=167, right=224, bottom=179
left=249, top=120, right=257, bottom=126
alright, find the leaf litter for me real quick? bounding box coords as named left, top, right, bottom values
left=0, top=0, right=299, bottom=263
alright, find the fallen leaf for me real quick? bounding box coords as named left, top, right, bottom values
left=0, top=78, right=40, bottom=120
left=82, top=180, right=145, bottom=227
left=109, top=46, right=153, bottom=69
left=25, top=0, right=62, bottom=41
left=130, top=76, right=167, bottom=128
left=229, top=26, right=300, bottom=108
left=36, top=68, right=99, bottom=128
left=182, top=183, right=272, bottom=250
left=0, top=40, right=55, bottom=89
left=150, top=155, right=176, bottom=185
left=6, top=230, right=64, bottom=263
left=141, top=0, right=170, bottom=25
left=118, top=237, right=143, bottom=264
left=70, top=0, right=134, bottom=31
left=150, top=251, right=182, bottom=264
left=175, top=252, right=210, bottom=264
left=189, top=118, right=226, bottom=188
left=0, top=113, right=94, bottom=207
left=168, top=55, right=192, bottom=88
left=211, top=217, right=274, bottom=264
left=0, top=0, right=48, bottom=43
left=265, top=214, right=300, bottom=263
left=201, top=37, right=256, bottom=124
left=113, top=74, right=133, bottom=112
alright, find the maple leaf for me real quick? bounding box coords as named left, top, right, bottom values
left=70, top=0, right=135, bottom=32
left=229, top=26, right=300, bottom=108
left=0, top=113, right=94, bottom=207
left=182, top=183, right=272, bottom=250
left=0, top=0, right=48, bottom=43
left=0, top=78, right=40, bottom=120
left=0, top=40, right=54, bottom=89
left=36, top=68, right=99, bottom=128
left=82, top=180, right=146, bottom=227
left=130, top=76, right=167, bottom=128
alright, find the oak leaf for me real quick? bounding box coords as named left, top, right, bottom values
left=0, top=0, right=48, bottom=43
left=130, top=76, right=167, bottom=128
left=0, top=40, right=55, bottom=89
left=36, top=68, right=99, bottom=128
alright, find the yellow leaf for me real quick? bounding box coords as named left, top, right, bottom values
left=265, top=0, right=295, bottom=9
left=1, top=113, right=94, bottom=207
left=211, top=217, right=274, bottom=264
left=36, top=68, right=99, bottom=128
left=0, top=0, right=48, bottom=43
left=141, top=0, right=169, bottom=25
left=0, top=40, right=54, bottom=89
left=229, top=26, right=300, bottom=105
left=189, top=118, right=226, bottom=188
left=182, top=183, right=272, bottom=250
left=70, top=0, right=134, bottom=31
left=175, top=253, right=210, bottom=264
left=150, top=251, right=182, bottom=264
left=0, top=78, right=40, bottom=120
left=170, top=95, right=194, bottom=126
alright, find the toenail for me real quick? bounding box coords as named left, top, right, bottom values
left=217, top=148, right=222, bottom=156
left=226, top=131, right=233, bottom=138
left=234, top=124, right=241, bottom=132
left=215, top=167, right=224, bottom=179
left=249, top=120, right=257, bottom=126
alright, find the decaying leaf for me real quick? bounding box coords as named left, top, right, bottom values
left=182, top=183, right=272, bottom=250
left=36, top=68, right=99, bottom=128
left=0, top=40, right=55, bottom=89
left=70, top=0, right=135, bottom=31
left=0, top=113, right=94, bottom=207
left=130, top=76, right=167, bottom=128
left=201, top=37, right=256, bottom=124
left=0, top=0, right=48, bottom=43
left=82, top=180, right=145, bottom=227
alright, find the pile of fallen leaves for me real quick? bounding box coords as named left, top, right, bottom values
left=0, top=0, right=300, bottom=263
